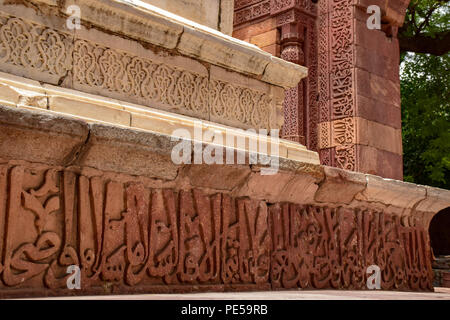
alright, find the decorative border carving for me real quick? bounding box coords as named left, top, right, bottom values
left=73, top=40, right=210, bottom=117
left=0, top=13, right=279, bottom=130
left=271, top=204, right=432, bottom=290
left=234, top=0, right=271, bottom=26
left=0, top=14, right=72, bottom=83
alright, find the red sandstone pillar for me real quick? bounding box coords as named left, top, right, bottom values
left=233, top=0, right=409, bottom=180
left=280, top=22, right=306, bottom=144
left=317, top=0, right=409, bottom=180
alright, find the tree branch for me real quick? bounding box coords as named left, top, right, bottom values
left=399, top=31, right=450, bottom=56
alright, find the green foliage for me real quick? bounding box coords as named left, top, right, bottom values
left=401, top=52, right=450, bottom=189
left=399, top=0, right=450, bottom=57
left=402, top=0, right=450, bottom=37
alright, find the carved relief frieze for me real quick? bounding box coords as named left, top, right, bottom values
left=0, top=163, right=433, bottom=296
left=0, top=12, right=280, bottom=130
left=0, top=13, right=72, bottom=83
left=270, top=204, right=432, bottom=290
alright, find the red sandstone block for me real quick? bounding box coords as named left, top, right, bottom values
left=357, top=118, right=403, bottom=155
left=355, top=45, right=399, bottom=82
left=261, top=44, right=280, bottom=57
left=355, top=0, right=409, bottom=27
left=250, top=29, right=280, bottom=48
left=355, top=68, right=401, bottom=107
left=357, top=144, right=403, bottom=180
left=355, top=20, right=399, bottom=57
left=232, top=18, right=277, bottom=40
left=356, top=94, right=402, bottom=129
left=357, top=144, right=378, bottom=176
left=355, top=0, right=386, bottom=14
left=385, top=0, right=410, bottom=26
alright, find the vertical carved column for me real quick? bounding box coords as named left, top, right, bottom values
left=234, top=0, right=406, bottom=179
left=316, top=0, right=406, bottom=179
left=280, top=22, right=306, bottom=144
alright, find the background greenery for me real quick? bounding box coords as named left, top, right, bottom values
left=399, top=0, right=449, bottom=189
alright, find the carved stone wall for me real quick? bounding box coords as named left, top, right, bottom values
left=233, top=0, right=407, bottom=180
left=0, top=162, right=433, bottom=297
left=234, top=0, right=318, bottom=148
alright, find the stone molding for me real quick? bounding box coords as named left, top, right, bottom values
left=139, top=0, right=234, bottom=35
left=0, top=105, right=448, bottom=222
left=0, top=72, right=319, bottom=164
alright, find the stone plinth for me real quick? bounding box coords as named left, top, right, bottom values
left=0, top=0, right=307, bottom=132
left=0, top=105, right=449, bottom=298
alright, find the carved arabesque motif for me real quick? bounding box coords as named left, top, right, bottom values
left=0, top=14, right=72, bottom=79
left=209, top=79, right=272, bottom=129
left=234, top=0, right=271, bottom=25
left=73, top=40, right=210, bottom=116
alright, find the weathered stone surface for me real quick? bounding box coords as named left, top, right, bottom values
left=0, top=74, right=319, bottom=166
left=315, top=167, right=367, bottom=204
left=178, top=26, right=270, bottom=77
left=143, top=0, right=221, bottom=31
left=262, top=56, right=308, bottom=90
left=415, top=187, right=450, bottom=229
left=181, top=165, right=251, bottom=191
left=355, top=175, right=427, bottom=209
left=417, top=187, right=450, bottom=215
left=78, top=124, right=180, bottom=180
left=141, top=0, right=234, bottom=35
left=69, top=0, right=184, bottom=49
left=0, top=105, right=89, bottom=166
left=234, top=170, right=319, bottom=204
left=49, top=96, right=131, bottom=126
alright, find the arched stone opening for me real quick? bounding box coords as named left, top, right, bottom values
left=429, top=207, right=450, bottom=287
